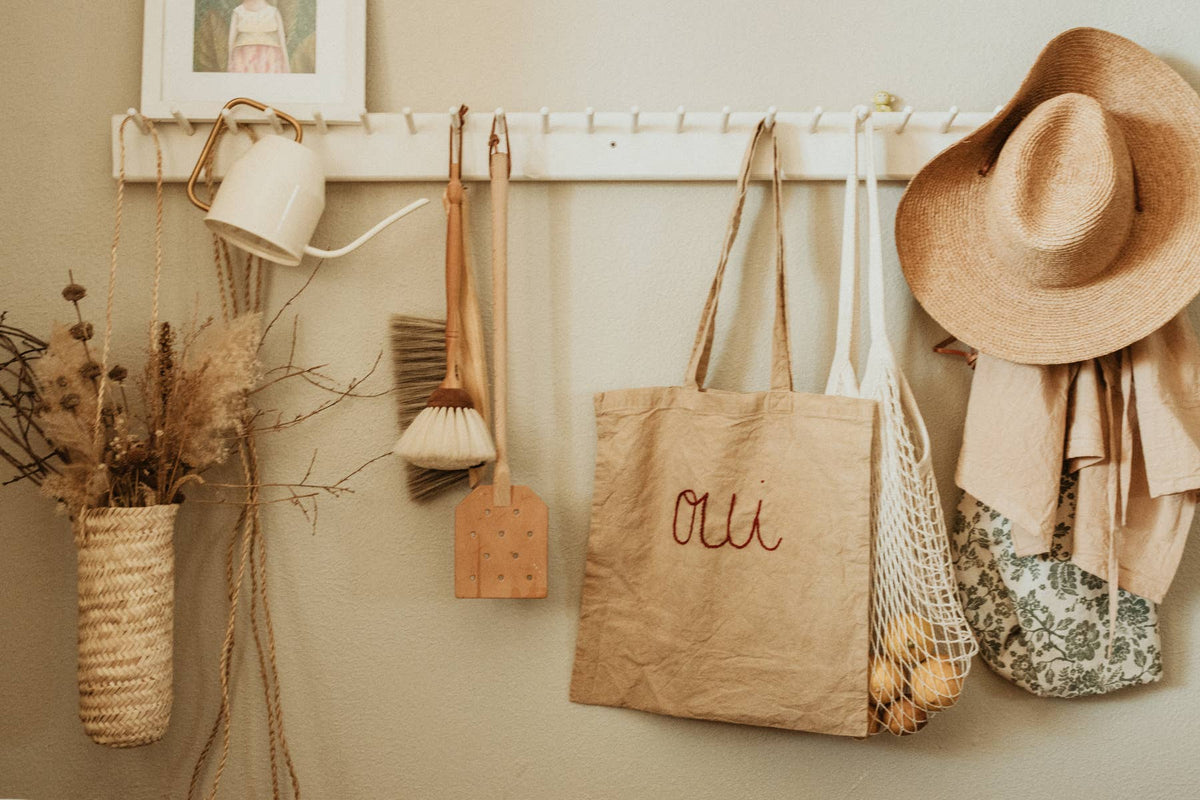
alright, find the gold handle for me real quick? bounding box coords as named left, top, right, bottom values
left=185, top=97, right=304, bottom=212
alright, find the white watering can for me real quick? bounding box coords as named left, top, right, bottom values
left=186, top=97, right=427, bottom=266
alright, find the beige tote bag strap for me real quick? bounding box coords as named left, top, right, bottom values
left=685, top=120, right=791, bottom=391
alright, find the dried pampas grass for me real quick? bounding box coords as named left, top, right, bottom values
left=34, top=323, right=107, bottom=511
left=153, top=313, right=261, bottom=493
left=24, top=279, right=262, bottom=515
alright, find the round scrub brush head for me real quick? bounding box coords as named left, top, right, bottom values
left=394, top=387, right=496, bottom=470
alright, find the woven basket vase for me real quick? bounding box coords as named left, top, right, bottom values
left=74, top=504, right=177, bottom=747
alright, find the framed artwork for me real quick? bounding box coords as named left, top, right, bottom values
left=140, top=0, right=365, bottom=121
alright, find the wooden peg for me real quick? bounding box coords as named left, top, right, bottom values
left=169, top=107, right=194, bottom=136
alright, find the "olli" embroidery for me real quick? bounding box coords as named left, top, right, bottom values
left=672, top=489, right=781, bottom=551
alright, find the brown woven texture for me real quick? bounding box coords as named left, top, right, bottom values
left=896, top=27, right=1200, bottom=365
left=75, top=504, right=177, bottom=747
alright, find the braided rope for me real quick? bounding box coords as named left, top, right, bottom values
left=244, top=270, right=298, bottom=795
left=199, top=127, right=234, bottom=322
left=186, top=502, right=245, bottom=797
left=149, top=128, right=165, bottom=354
left=210, top=234, right=231, bottom=323
left=243, top=250, right=254, bottom=321
left=249, top=517, right=283, bottom=799
left=187, top=473, right=255, bottom=800
left=92, top=117, right=129, bottom=454
left=188, top=148, right=298, bottom=795
left=97, top=116, right=165, bottom=444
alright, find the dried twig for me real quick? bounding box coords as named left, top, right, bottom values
left=0, top=312, right=59, bottom=487
left=260, top=259, right=323, bottom=347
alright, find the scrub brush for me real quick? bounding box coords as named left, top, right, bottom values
left=395, top=113, right=496, bottom=470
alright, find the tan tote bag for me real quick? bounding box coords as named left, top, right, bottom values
left=569, top=120, right=877, bottom=736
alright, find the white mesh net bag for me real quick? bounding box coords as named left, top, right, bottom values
left=826, top=114, right=978, bottom=736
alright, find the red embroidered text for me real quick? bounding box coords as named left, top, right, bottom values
left=672, top=489, right=781, bottom=551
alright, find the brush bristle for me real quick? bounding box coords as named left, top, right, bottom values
left=390, top=316, right=470, bottom=498
left=391, top=316, right=450, bottom=424
left=394, top=405, right=496, bottom=470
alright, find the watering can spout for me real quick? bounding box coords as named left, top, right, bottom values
left=302, top=198, right=429, bottom=260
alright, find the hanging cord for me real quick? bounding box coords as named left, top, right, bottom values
left=92, top=119, right=130, bottom=468
left=187, top=487, right=254, bottom=800
left=86, top=115, right=165, bottom=523
left=188, top=124, right=298, bottom=800
left=95, top=116, right=164, bottom=451
left=489, top=111, right=512, bottom=175
left=199, top=123, right=250, bottom=321
left=188, top=264, right=298, bottom=800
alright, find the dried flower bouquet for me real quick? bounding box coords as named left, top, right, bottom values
left=2, top=280, right=260, bottom=517
left=36, top=278, right=258, bottom=515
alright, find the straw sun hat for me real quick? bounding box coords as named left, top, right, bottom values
left=896, top=27, right=1200, bottom=364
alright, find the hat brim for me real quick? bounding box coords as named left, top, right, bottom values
left=896, top=27, right=1200, bottom=364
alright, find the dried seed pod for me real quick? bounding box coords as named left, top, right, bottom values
left=80, top=362, right=102, bottom=380
left=69, top=322, right=94, bottom=341
left=107, top=365, right=128, bottom=382
left=125, top=444, right=149, bottom=467
left=62, top=283, right=87, bottom=302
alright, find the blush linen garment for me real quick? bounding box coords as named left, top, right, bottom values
left=957, top=313, right=1200, bottom=604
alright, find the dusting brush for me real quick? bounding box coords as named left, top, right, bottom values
left=395, top=110, right=495, bottom=470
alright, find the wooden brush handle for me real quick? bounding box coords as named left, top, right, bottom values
left=459, top=185, right=492, bottom=487
left=490, top=150, right=511, bottom=503
left=443, top=119, right=466, bottom=389
left=443, top=183, right=465, bottom=388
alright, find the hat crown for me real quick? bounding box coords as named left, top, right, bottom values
left=986, top=93, right=1135, bottom=289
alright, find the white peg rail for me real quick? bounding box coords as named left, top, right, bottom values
left=111, top=108, right=996, bottom=183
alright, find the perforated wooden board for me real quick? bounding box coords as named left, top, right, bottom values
left=454, top=484, right=548, bottom=598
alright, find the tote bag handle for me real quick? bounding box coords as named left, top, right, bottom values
left=684, top=120, right=792, bottom=392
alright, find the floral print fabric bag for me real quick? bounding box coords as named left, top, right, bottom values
left=952, top=473, right=1163, bottom=697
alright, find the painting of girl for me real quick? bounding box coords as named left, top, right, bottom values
left=193, top=0, right=317, bottom=74
left=227, top=0, right=289, bottom=73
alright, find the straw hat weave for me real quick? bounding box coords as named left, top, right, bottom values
left=896, top=27, right=1200, bottom=364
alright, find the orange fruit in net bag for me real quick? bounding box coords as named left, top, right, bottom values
left=881, top=697, right=928, bottom=736
left=910, top=656, right=963, bottom=711
left=869, top=657, right=905, bottom=706
left=883, top=613, right=936, bottom=664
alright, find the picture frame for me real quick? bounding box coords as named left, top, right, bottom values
left=140, top=0, right=365, bottom=122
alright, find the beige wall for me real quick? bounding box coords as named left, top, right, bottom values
left=3, top=1, right=1199, bottom=798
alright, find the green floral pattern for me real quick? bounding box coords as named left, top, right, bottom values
left=951, top=474, right=1163, bottom=698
